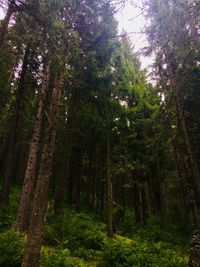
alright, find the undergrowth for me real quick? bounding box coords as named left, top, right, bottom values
left=0, top=186, right=189, bottom=266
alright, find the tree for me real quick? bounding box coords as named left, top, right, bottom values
left=144, top=0, right=200, bottom=222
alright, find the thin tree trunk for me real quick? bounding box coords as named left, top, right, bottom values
left=159, top=181, right=166, bottom=228
left=0, top=42, right=30, bottom=207
left=53, top=128, right=68, bottom=216
left=16, top=61, right=51, bottom=232
left=141, top=182, right=149, bottom=225
left=21, top=72, right=62, bottom=267
left=0, top=0, right=15, bottom=47
left=96, top=152, right=100, bottom=212
left=68, top=154, right=74, bottom=206
left=100, top=182, right=104, bottom=214
left=133, top=182, right=143, bottom=224
left=88, top=146, right=96, bottom=209
left=106, top=98, right=113, bottom=238
left=172, top=144, right=190, bottom=222
left=74, top=148, right=81, bottom=211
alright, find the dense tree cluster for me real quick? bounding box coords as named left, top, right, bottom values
left=0, top=0, right=199, bottom=266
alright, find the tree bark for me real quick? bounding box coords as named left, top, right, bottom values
left=134, top=182, right=143, bottom=224
left=0, top=42, right=30, bottom=207
left=106, top=98, right=113, bottom=238
left=189, top=230, right=200, bottom=267
left=16, top=61, right=51, bottom=232
left=172, top=145, right=190, bottom=222
left=21, top=72, right=62, bottom=267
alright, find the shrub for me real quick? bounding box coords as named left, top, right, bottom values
left=64, top=212, right=107, bottom=251
left=101, top=239, right=135, bottom=267
left=101, top=238, right=188, bottom=267
left=74, top=246, right=102, bottom=260
left=41, top=248, right=85, bottom=267
left=117, top=210, right=135, bottom=235
left=43, top=224, right=61, bottom=246
left=0, top=230, right=25, bottom=267
left=0, top=186, right=21, bottom=231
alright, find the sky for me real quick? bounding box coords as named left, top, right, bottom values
left=0, top=1, right=153, bottom=70
left=115, top=1, right=153, bottom=71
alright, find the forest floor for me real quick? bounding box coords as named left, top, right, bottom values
left=0, top=185, right=189, bottom=266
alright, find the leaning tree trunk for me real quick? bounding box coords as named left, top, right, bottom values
left=21, top=72, right=62, bottom=267
left=0, top=0, right=15, bottom=47
left=0, top=42, right=30, bottom=207
left=16, top=61, right=51, bottom=232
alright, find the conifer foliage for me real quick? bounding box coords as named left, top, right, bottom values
left=0, top=0, right=199, bottom=266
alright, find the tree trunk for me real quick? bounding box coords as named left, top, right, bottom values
left=21, top=72, right=62, bottom=267
left=172, top=145, right=190, bottom=222
left=0, top=0, right=15, bottom=47
left=106, top=99, right=113, bottom=238
left=88, top=146, right=96, bottom=209
left=0, top=42, right=30, bottom=208
left=134, top=183, right=143, bottom=224
left=74, top=148, right=81, bottom=211
left=16, top=61, right=51, bottom=232
left=167, top=59, right=200, bottom=198
left=141, top=183, right=149, bottom=225
left=189, top=230, right=200, bottom=267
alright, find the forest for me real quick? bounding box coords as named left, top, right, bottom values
left=0, top=0, right=200, bottom=266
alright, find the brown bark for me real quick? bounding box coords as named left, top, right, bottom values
left=16, top=62, right=51, bottom=232
left=101, top=179, right=105, bottom=216
left=106, top=100, right=113, bottom=238
left=172, top=145, right=190, bottom=221
left=134, top=182, right=143, bottom=224
left=74, top=148, right=81, bottom=211
left=88, top=146, right=97, bottom=209
left=67, top=147, right=82, bottom=210
left=141, top=182, right=149, bottom=225
left=95, top=154, right=100, bottom=212
left=189, top=230, right=200, bottom=267
left=0, top=0, right=15, bottom=47
left=21, top=72, right=62, bottom=267
left=0, top=42, right=30, bottom=207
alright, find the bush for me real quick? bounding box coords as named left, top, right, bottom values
left=0, top=186, right=21, bottom=231
left=0, top=210, right=15, bottom=231
left=117, top=210, right=135, bottom=235
left=74, top=246, right=102, bottom=260
left=101, top=239, right=134, bottom=267
left=41, top=248, right=85, bottom=267
left=43, top=224, right=61, bottom=246
left=64, top=212, right=107, bottom=251
left=0, top=230, right=25, bottom=267
left=101, top=238, right=188, bottom=267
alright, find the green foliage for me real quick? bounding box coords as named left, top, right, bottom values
left=62, top=212, right=107, bottom=251
left=101, top=238, right=188, bottom=267
left=42, top=208, right=188, bottom=266
left=0, top=230, right=25, bottom=267
left=41, top=248, right=85, bottom=267
left=74, top=246, right=102, bottom=260
left=117, top=210, right=136, bottom=235
left=0, top=185, right=20, bottom=231
left=0, top=210, right=15, bottom=231
left=43, top=224, right=61, bottom=246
